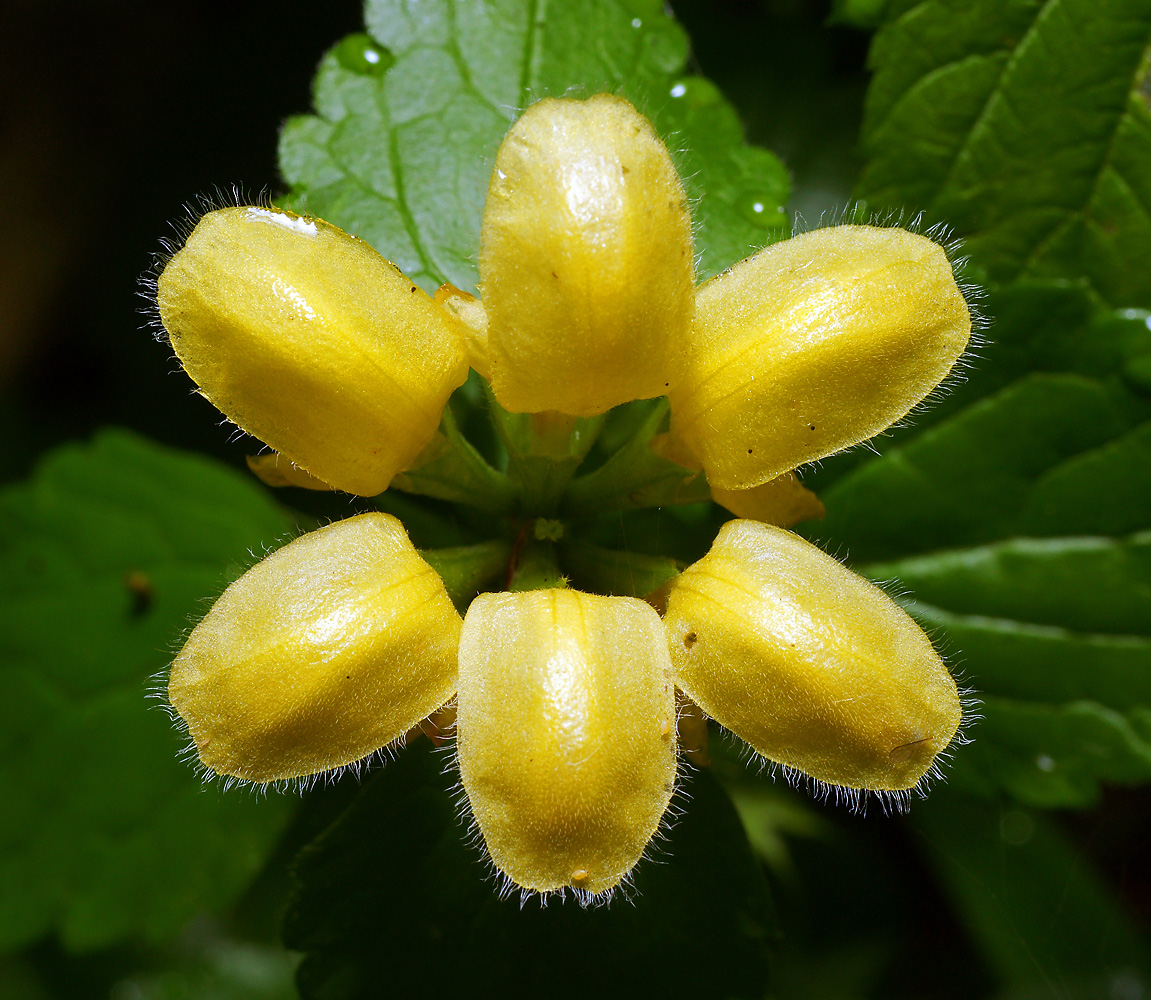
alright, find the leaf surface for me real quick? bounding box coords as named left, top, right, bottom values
left=0, top=431, right=297, bottom=950
left=283, top=739, right=774, bottom=999
left=857, top=0, right=1151, bottom=307
left=912, top=792, right=1150, bottom=990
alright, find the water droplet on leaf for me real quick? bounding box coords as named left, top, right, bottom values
left=736, top=192, right=787, bottom=229
left=667, top=77, right=720, bottom=107
left=334, top=33, right=394, bottom=76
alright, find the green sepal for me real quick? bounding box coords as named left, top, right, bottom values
left=421, top=539, right=512, bottom=612
left=391, top=404, right=516, bottom=513
left=561, top=540, right=681, bottom=599
left=506, top=537, right=568, bottom=593
left=562, top=400, right=711, bottom=517
left=483, top=384, right=605, bottom=515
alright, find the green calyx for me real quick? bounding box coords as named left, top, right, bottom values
left=407, top=381, right=702, bottom=604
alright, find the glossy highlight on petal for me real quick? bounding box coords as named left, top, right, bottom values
left=156, top=206, right=469, bottom=496
left=168, top=512, right=461, bottom=783
left=664, top=520, right=962, bottom=791
left=479, top=94, right=695, bottom=416
left=456, top=590, right=677, bottom=896
left=669, top=225, right=971, bottom=488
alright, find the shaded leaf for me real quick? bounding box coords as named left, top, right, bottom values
left=283, top=738, right=774, bottom=999
left=828, top=0, right=890, bottom=30
left=0, top=431, right=297, bottom=951
left=824, top=372, right=1150, bottom=563
left=912, top=792, right=1150, bottom=991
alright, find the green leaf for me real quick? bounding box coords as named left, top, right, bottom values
left=105, top=929, right=300, bottom=1000
left=282, top=739, right=774, bottom=1000
left=279, top=0, right=791, bottom=291
left=824, top=372, right=1150, bottom=561
left=0, top=430, right=297, bottom=951
left=912, top=792, right=1151, bottom=991
left=559, top=540, right=681, bottom=598
left=828, top=0, right=890, bottom=30
left=857, top=0, right=1151, bottom=307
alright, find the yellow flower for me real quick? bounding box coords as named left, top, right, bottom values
left=156, top=93, right=972, bottom=901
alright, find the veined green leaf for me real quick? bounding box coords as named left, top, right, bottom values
left=821, top=373, right=1150, bottom=562
left=858, top=0, right=1151, bottom=307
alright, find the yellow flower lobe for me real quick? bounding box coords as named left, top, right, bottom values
left=479, top=94, right=694, bottom=416
left=456, top=589, right=676, bottom=896
left=669, top=224, right=971, bottom=489
left=168, top=512, right=461, bottom=783
left=157, top=206, right=468, bottom=496
left=664, top=520, right=962, bottom=791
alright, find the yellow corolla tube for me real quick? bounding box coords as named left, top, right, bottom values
left=664, top=520, right=962, bottom=793
left=479, top=94, right=695, bottom=416
left=168, top=513, right=462, bottom=784
left=456, top=590, right=677, bottom=897
left=156, top=206, right=469, bottom=496
left=669, top=225, right=971, bottom=489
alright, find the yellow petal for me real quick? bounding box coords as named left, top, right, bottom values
left=710, top=472, right=825, bottom=526
left=246, top=452, right=334, bottom=491
left=157, top=206, right=469, bottom=496
left=479, top=94, right=694, bottom=416
left=664, top=520, right=962, bottom=792
left=168, top=512, right=461, bottom=783
left=669, top=225, right=971, bottom=489
left=648, top=430, right=702, bottom=471
left=434, top=283, right=490, bottom=379
left=457, top=589, right=676, bottom=896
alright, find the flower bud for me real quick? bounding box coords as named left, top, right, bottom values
left=156, top=206, right=469, bottom=496
left=669, top=225, right=971, bottom=489
left=664, top=520, right=962, bottom=791
left=456, top=589, right=676, bottom=896
left=168, top=512, right=461, bottom=783
left=479, top=94, right=694, bottom=416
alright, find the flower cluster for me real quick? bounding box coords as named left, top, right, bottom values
left=155, top=94, right=972, bottom=900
